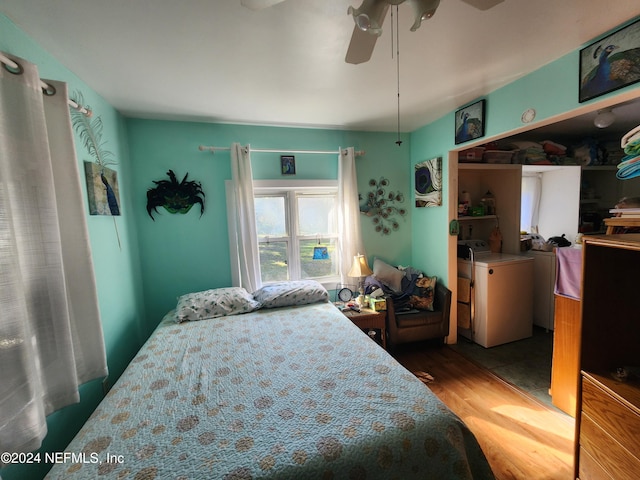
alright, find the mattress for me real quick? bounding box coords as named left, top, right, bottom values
left=46, top=302, right=493, bottom=479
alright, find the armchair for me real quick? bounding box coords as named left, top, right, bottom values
left=386, top=282, right=451, bottom=349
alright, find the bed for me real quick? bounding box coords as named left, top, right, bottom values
left=46, top=281, right=494, bottom=479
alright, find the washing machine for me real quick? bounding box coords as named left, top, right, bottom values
left=457, top=239, right=534, bottom=348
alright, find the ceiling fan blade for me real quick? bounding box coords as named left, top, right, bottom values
left=345, top=25, right=379, bottom=64
left=345, top=2, right=389, bottom=65
left=240, top=0, right=286, bottom=10
left=460, top=0, right=504, bottom=10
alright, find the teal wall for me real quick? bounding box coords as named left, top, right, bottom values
left=127, top=119, right=412, bottom=331
left=1, top=14, right=146, bottom=480
left=409, top=16, right=640, bottom=283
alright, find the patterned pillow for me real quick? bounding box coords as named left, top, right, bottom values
left=253, top=280, right=329, bottom=309
left=409, top=276, right=437, bottom=311
left=175, top=287, right=260, bottom=323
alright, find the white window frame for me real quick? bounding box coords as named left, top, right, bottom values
left=253, top=180, right=340, bottom=289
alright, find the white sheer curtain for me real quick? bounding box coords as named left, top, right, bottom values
left=521, top=174, right=542, bottom=233
left=0, top=54, right=107, bottom=454
left=338, top=147, right=366, bottom=283
left=228, top=143, right=262, bottom=292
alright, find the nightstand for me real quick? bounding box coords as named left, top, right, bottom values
left=341, top=307, right=387, bottom=350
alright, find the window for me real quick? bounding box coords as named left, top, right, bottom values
left=254, top=181, right=339, bottom=285
left=521, top=174, right=541, bottom=233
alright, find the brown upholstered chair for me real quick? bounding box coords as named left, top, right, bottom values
left=385, top=282, right=451, bottom=349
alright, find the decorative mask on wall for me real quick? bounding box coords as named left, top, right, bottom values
left=359, top=177, right=406, bottom=235
left=146, top=170, right=205, bottom=220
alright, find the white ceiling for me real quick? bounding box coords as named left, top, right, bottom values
left=2, top=0, right=640, bottom=132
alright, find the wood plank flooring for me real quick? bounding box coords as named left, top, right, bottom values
left=392, top=343, right=575, bottom=480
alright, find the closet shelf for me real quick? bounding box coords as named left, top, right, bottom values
left=457, top=215, right=498, bottom=221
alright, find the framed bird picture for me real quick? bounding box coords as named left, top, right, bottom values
left=579, top=18, right=640, bottom=103
left=84, top=161, right=121, bottom=216
left=455, top=99, right=485, bottom=144
left=280, top=155, right=296, bottom=175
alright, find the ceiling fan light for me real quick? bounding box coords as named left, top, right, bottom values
left=409, top=0, right=441, bottom=31
left=348, top=0, right=385, bottom=36
left=355, top=13, right=372, bottom=31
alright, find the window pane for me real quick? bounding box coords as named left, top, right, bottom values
left=255, top=196, right=286, bottom=237
left=259, top=241, right=289, bottom=282
left=298, top=196, right=336, bottom=236
left=299, top=238, right=337, bottom=279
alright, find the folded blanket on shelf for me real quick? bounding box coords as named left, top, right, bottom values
left=621, top=126, right=640, bottom=155
left=616, top=154, right=640, bottom=179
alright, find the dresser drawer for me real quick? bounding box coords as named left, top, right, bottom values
left=582, top=376, right=640, bottom=456
left=580, top=413, right=640, bottom=480
left=578, top=446, right=614, bottom=480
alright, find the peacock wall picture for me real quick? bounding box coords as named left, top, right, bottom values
left=454, top=100, right=485, bottom=145
left=84, top=162, right=121, bottom=215
left=415, top=157, right=442, bottom=208
left=580, top=18, right=640, bottom=103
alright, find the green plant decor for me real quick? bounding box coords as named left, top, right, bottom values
left=146, top=170, right=205, bottom=220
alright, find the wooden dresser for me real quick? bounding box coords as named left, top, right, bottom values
left=574, top=235, right=640, bottom=480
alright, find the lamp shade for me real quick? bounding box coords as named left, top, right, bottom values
left=348, top=254, right=373, bottom=278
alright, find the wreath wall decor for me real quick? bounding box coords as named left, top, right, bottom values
left=146, top=170, right=205, bottom=221
left=359, top=177, right=406, bottom=235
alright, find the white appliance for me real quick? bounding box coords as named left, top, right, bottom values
left=523, top=249, right=556, bottom=331
left=457, top=239, right=534, bottom=348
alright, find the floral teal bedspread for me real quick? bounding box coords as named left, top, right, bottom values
left=47, top=302, right=494, bottom=479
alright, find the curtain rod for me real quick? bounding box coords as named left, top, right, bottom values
left=198, top=145, right=365, bottom=156
left=0, top=53, right=91, bottom=117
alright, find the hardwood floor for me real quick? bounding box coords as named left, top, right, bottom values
left=392, top=343, right=575, bottom=480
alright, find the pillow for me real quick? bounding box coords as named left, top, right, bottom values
left=409, top=276, right=437, bottom=311
left=253, top=280, right=329, bottom=309
left=373, top=257, right=405, bottom=293
left=175, top=287, right=260, bottom=323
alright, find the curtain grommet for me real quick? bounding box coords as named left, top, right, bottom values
left=42, top=82, right=56, bottom=96
left=2, top=59, right=23, bottom=75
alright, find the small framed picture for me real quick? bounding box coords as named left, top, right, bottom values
left=281, top=155, right=296, bottom=175
left=579, top=18, right=640, bottom=103
left=455, top=99, right=486, bottom=145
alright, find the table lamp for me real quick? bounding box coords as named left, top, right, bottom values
left=348, top=253, right=373, bottom=305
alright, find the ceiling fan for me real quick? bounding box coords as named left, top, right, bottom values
left=240, top=0, right=504, bottom=64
